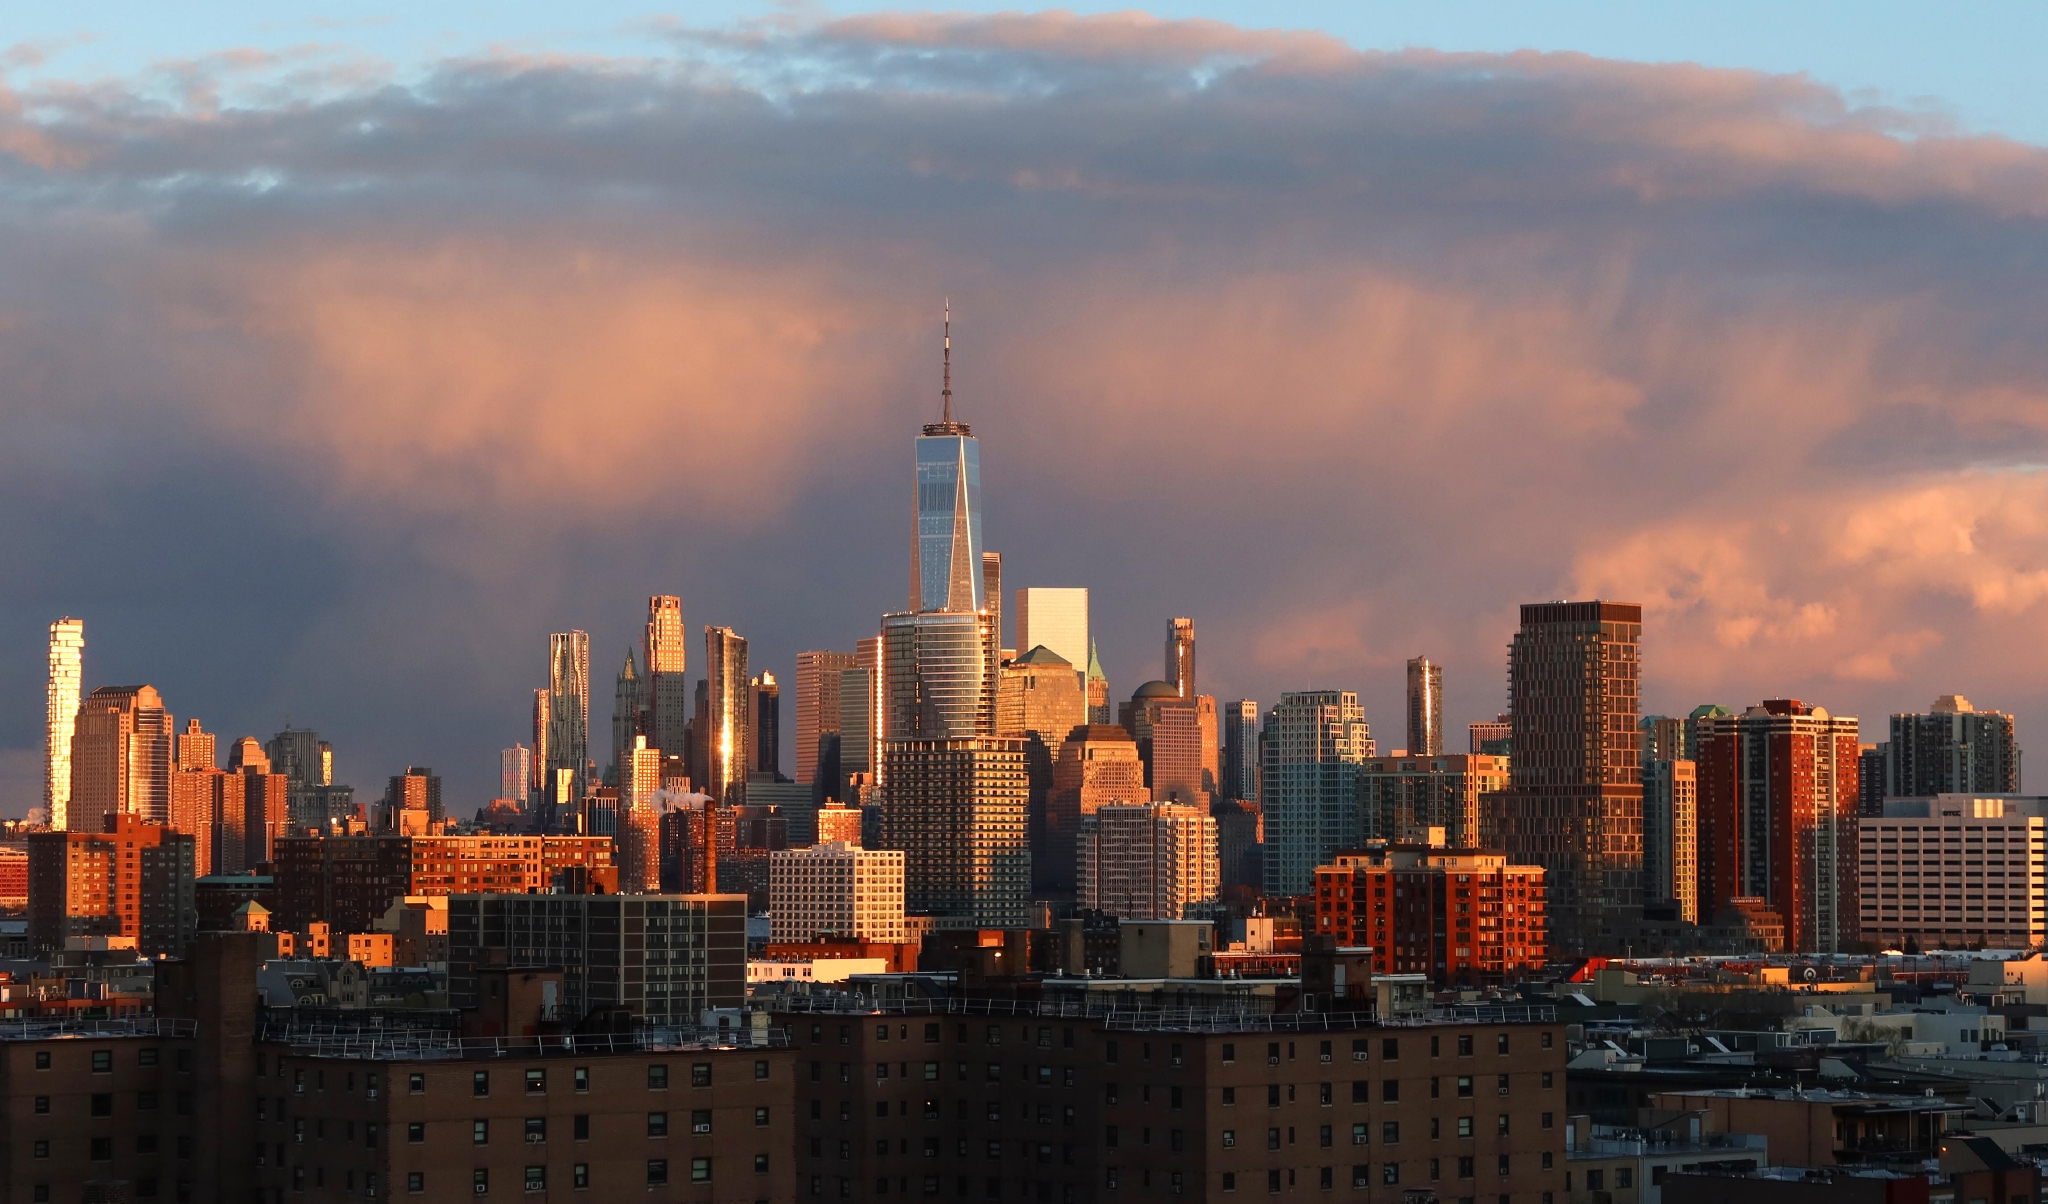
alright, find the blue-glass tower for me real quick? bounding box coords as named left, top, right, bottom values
left=910, top=310, right=984, bottom=615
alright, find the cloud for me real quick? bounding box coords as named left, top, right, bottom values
left=5, top=11, right=2048, bottom=805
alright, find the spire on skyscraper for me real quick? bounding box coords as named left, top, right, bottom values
left=924, top=301, right=970, bottom=438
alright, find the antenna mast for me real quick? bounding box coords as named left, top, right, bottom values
left=942, top=299, right=952, bottom=424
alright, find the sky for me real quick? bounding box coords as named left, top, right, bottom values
left=5, top=5, right=2048, bottom=812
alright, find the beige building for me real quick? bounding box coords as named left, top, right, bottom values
left=1357, top=753, right=1509, bottom=850
left=1014, top=588, right=1089, bottom=686
left=996, top=646, right=1086, bottom=740
left=1077, top=802, right=1219, bottom=920
left=813, top=799, right=862, bottom=846
left=1047, top=725, right=1147, bottom=898
left=878, top=737, right=1029, bottom=925
left=1859, top=795, right=2048, bottom=949
left=768, top=841, right=905, bottom=942
left=1643, top=758, right=1698, bottom=922
left=44, top=617, right=84, bottom=830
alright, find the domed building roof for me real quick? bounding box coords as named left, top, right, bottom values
left=1132, top=680, right=1178, bottom=700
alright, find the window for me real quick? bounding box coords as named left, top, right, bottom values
left=1382, top=1081, right=1398, bottom=1103
left=33, top=1140, right=49, bottom=1159
left=92, top=1094, right=114, bottom=1117
left=408, top=1123, right=425, bottom=1144
left=1615, top=1168, right=1632, bottom=1188
left=1268, top=1171, right=1282, bottom=1192
left=474, top=1120, right=490, bottom=1145
left=90, top=1137, right=113, bottom=1162
left=648, top=1112, right=669, bottom=1138
left=691, top=1064, right=712, bottom=1088
left=409, top=1074, right=424, bottom=1094
left=1502, top=1155, right=1515, bottom=1177
left=1319, top=1125, right=1333, bottom=1149
left=574, top=1067, right=589, bottom=1092
left=1352, top=1082, right=1368, bottom=1104
left=523, top=1167, right=546, bottom=1193
left=93, top=1050, right=113, bottom=1073
left=34, top=1095, right=48, bottom=1114
left=1457, top=1118, right=1473, bottom=1138
left=646, top=1161, right=668, bottom=1186
left=692, top=1110, right=712, bottom=1135
left=1223, top=1044, right=1236, bottom=1063
left=1497, top=1115, right=1510, bottom=1136
left=1457, top=1035, right=1473, bottom=1057
left=572, top=1165, right=589, bottom=1190
left=1222, top=1087, right=1235, bottom=1105
left=1496, top=1034, right=1510, bottom=1055
left=1541, top=1031, right=1553, bottom=1050
left=1352, top=1124, right=1367, bottom=1146
left=648, top=1065, right=669, bottom=1090
left=140, top=1048, right=159, bottom=1067
left=1586, top=1170, right=1604, bottom=1191
left=1498, top=1075, right=1510, bottom=1096
left=472, top=1169, right=489, bottom=1196
left=1268, top=1085, right=1281, bottom=1106
left=574, top=1115, right=590, bottom=1141
left=1224, top=1173, right=1238, bottom=1192
left=1457, top=1156, right=1474, bottom=1179
left=1382, top=1122, right=1399, bottom=1143
left=690, top=1158, right=711, bottom=1183
left=1457, top=1077, right=1473, bottom=1098
left=525, top=1070, right=545, bottom=1094
left=407, top=1174, right=424, bottom=1194
left=35, top=1051, right=50, bottom=1069
left=1383, top=1164, right=1399, bottom=1185
left=1541, top=1112, right=1554, bottom=1129
left=1319, top=1083, right=1332, bottom=1106
left=755, top=1155, right=770, bottom=1173
left=756, top=1060, right=770, bottom=1081
left=1541, top=1072, right=1553, bottom=1089
left=756, top=1107, right=771, bottom=1127
left=525, top=1118, right=546, bottom=1144
left=1383, top=1038, right=1398, bottom=1061
left=1319, top=1167, right=1333, bottom=1189
left=1222, top=1130, right=1236, bottom=1148
left=473, top=1072, right=490, bottom=1097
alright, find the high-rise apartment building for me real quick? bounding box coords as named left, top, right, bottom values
left=1085, top=640, right=1111, bottom=725
left=617, top=735, right=663, bottom=893
left=1165, top=617, right=1196, bottom=699
left=1884, top=696, right=2020, bottom=798
left=750, top=671, right=781, bottom=778
left=546, top=630, right=591, bottom=803
left=272, top=833, right=615, bottom=932
left=68, top=685, right=174, bottom=831
left=1406, top=656, right=1443, bottom=756
left=1641, top=758, right=1698, bottom=923
left=880, top=610, right=996, bottom=739
left=240, top=767, right=290, bottom=865
left=1313, top=847, right=1547, bottom=986
left=1639, top=714, right=1690, bottom=763
left=498, top=743, right=531, bottom=802
left=1221, top=699, right=1260, bottom=802
left=982, top=552, right=1003, bottom=649
left=266, top=725, right=353, bottom=833
left=794, top=650, right=859, bottom=785
left=1076, top=801, right=1219, bottom=920
left=768, top=841, right=906, bottom=942
left=1489, top=600, right=1643, bottom=953
left=176, top=717, right=216, bottom=772
left=384, top=767, right=443, bottom=831
left=1697, top=700, right=1861, bottom=952
left=27, top=814, right=197, bottom=956
left=44, top=616, right=83, bottom=830
left=1468, top=713, right=1512, bottom=757
left=1046, top=725, right=1148, bottom=899
left=1357, top=753, right=1509, bottom=849
left=1858, top=744, right=1886, bottom=817
left=703, top=626, right=750, bottom=805
left=1260, top=690, right=1373, bottom=896
left=1014, top=588, right=1089, bottom=687
left=879, top=737, right=1029, bottom=925
left=528, top=687, right=550, bottom=800
left=814, top=799, right=863, bottom=846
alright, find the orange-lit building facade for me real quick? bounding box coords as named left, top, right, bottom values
left=272, top=834, right=614, bottom=933
left=1312, top=846, right=1546, bottom=986
left=25, top=815, right=197, bottom=955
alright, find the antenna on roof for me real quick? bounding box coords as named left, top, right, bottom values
left=942, top=299, right=952, bottom=424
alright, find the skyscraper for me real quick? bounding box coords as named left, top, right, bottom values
left=1405, top=656, right=1443, bottom=756
left=750, top=671, right=781, bottom=779
left=499, top=744, right=532, bottom=802
left=1015, top=588, right=1089, bottom=686
left=703, top=626, right=750, bottom=805
left=909, top=309, right=984, bottom=616
left=45, top=617, right=83, bottom=830
left=982, top=552, right=1004, bottom=654
left=546, top=631, right=591, bottom=804
left=611, top=648, right=644, bottom=778
left=1047, top=725, right=1148, bottom=899
left=880, top=737, right=1030, bottom=925
left=1487, top=600, right=1643, bottom=954
left=1260, top=690, right=1373, bottom=895
left=795, top=650, right=859, bottom=786
left=1076, top=802, right=1219, bottom=920
left=997, top=646, right=1087, bottom=897
left=176, top=718, right=216, bottom=772
left=1221, top=699, right=1261, bottom=802
left=881, top=611, right=996, bottom=740
left=1166, top=617, right=1196, bottom=699
left=644, top=595, right=691, bottom=774
left=69, top=685, right=174, bottom=831
left=617, top=735, right=663, bottom=894
left=1641, top=758, right=1698, bottom=923
left=1884, top=696, right=2019, bottom=797
left=1468, top=714, right=1512, bottom=757
left=1696, top=700, right=1860, bottom=951
left=267, top=725, right=351, bottom=832
left=1085, top=640, right=1111, bottom=726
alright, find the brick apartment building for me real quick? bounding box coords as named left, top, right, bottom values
left=1312, top=847, right=1547, bottom=987
left=25, top=815, right=198, bottom=956
left=775, top=1000, right=1566, bottom=1202
left=271, top=835, right=614, bottom=933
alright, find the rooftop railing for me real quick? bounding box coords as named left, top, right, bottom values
left=771, top=995, right=1555, bottom=1029
left=0, top=1017, right=197, bottom=1042
left=257, top=1023, right=790, bottom=1061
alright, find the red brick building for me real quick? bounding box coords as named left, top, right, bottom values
left=1313, top=846, right=1545, bottom=987
left=272, top=835, right=614, bottom=933
left=26, top=815, right=197, bottom=955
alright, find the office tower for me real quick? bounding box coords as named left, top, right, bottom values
left=815, top=799, right=863, bottom=846
left=1406, top=657, right=1443, bottom=756
left=1221, top=699, right=1261, bottom=802
left=1313, top=847, right=1546, bottom=986
left=1885, top=696, right=2020, bottom=797
left=26, top=815, right=197, bottom=956
left=1357, top=752, right=1510, bottom=849
left=982, top=551, right=1003, bottom=648
left=750, top=671, right=781, bottom=778
left=1166, top=617, right=1196, bottom=698
left=1641, top=758, right=1698, bottom=923
left=795, top=650, right=859, bottom=785
left=1046, top=725, right=1147, bottom=899
left=69, top=684, right=174, bottom=831
left=1697, top=700, right=1861, bottom=952
left=881, top=610, right=996, bottom=739
left=177, top=718, right=216, bottom=772
left=45, top=617, right=83, bottom=830
left=170, top=763, right=222, bottom=876
left=642, top=595, right=689, bottom=769
left=1488, top=600, right=1643, bottom=953
left=1257, top=691, right=1373, bottom=896
left=836, top=667, right=876, bottom=785
left=545, top=630, right=591, bottom=803
left=703, top=626, right=749, bottom=805
left=997, top=646, right=1087, bottom=898
left=1468, top=713, right=1512, bottom=757
left=610, top=648, right=644, bottom=777
left=880, top=737, right=1028, bottom=924
left=769, top=842, right=907, bottom=942
left=1015, top=588, right=1089, bottom=686
left=1085, top=640, right=1111, bottom=725
left=1858, top=744, right=1886, bottom=817
left=448, top=893, right=746, bottom=1024
left=660, top=801, right=715, bottom=893
left=1145, top=695, right=1210, bottom=806
left=267, top=725, right=352, bottom=833
left=228, top=736, right=268, bottom=773
left=498, top=744, right=531, bottom=803
left=909, top=309, right=984, bottom=616
left=617, top=735, right=663, bottom=893
left=1075, top=802, right=1219, bottom=920
left=1196, top=694, right=1220, bottom=800
left=1860, top=795, right=2048, bottom=950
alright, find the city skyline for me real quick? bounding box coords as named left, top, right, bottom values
left=11, top=15, right=2048, bottom=812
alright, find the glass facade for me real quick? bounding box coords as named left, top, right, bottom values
left=881, top=611, right=995, bottom=741
left=913, top=433, right=983, bottom=614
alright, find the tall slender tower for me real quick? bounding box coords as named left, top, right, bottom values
left=1166, top=618, right=1196, bottom=699
left=909, top=304, right=984, bottom=615
left=45, top=617, right=84, bottom=829
left=750, top=672, right=781, bottom=779
left=703, top=627, right=750, bottom=805
left=794, top=651, right=859, bottom=785
left=1406, top=657, right=1443, bottom=756
left=612, top=648, right=644, bottom=777
left=1085, top=640, right=1112, bottom=726
left=546, top=631, right=591, bottom=803
left=644, top=596, right=690, bottom=769
left=69, top=685, right=173, bottom=831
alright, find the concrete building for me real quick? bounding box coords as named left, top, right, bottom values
left=879, top=737, right=1029, bottom=925
left=1859, top=795, right=2048, bottom=950
left=26, top=814, right=197, bottom=955
left=448, top=893, right=747, bottom=1024
left=795, top=650, right=859, bottom=786
left=1014, top=588, right=1088, bottom=689
left=768, top=841, right=906, bottom=943
left=498, top=743, right=531, bottom=805
left=1313, top=846, right=1547, bottom=986
left=1488, top=600, right=1643, bottom=954
left=1884, top=695, right=2020, bottom=798
left=814, top=800, right=862, bottom=846
left=1076, top=802, right=1219, bottom=920
left=1047, top=725, right=1148, bottom=899
left=1642, top=759, right=1699, bottom=923
left=1697, top=701, right=1861, bottom=953
left=44, top=616, right=83, bottom=831
left=1260, top=690, right=1374, bottom=896
left=1357, top=753, right=1509, bottom=850
left=1406, top=656, right=1444, bottom=756
left=69, top=684, right=174, bottom=831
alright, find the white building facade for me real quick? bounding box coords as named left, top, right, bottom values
left=769, top=841, right=906, bottom=943
left=1859, top=795, right=2048, bottom=950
